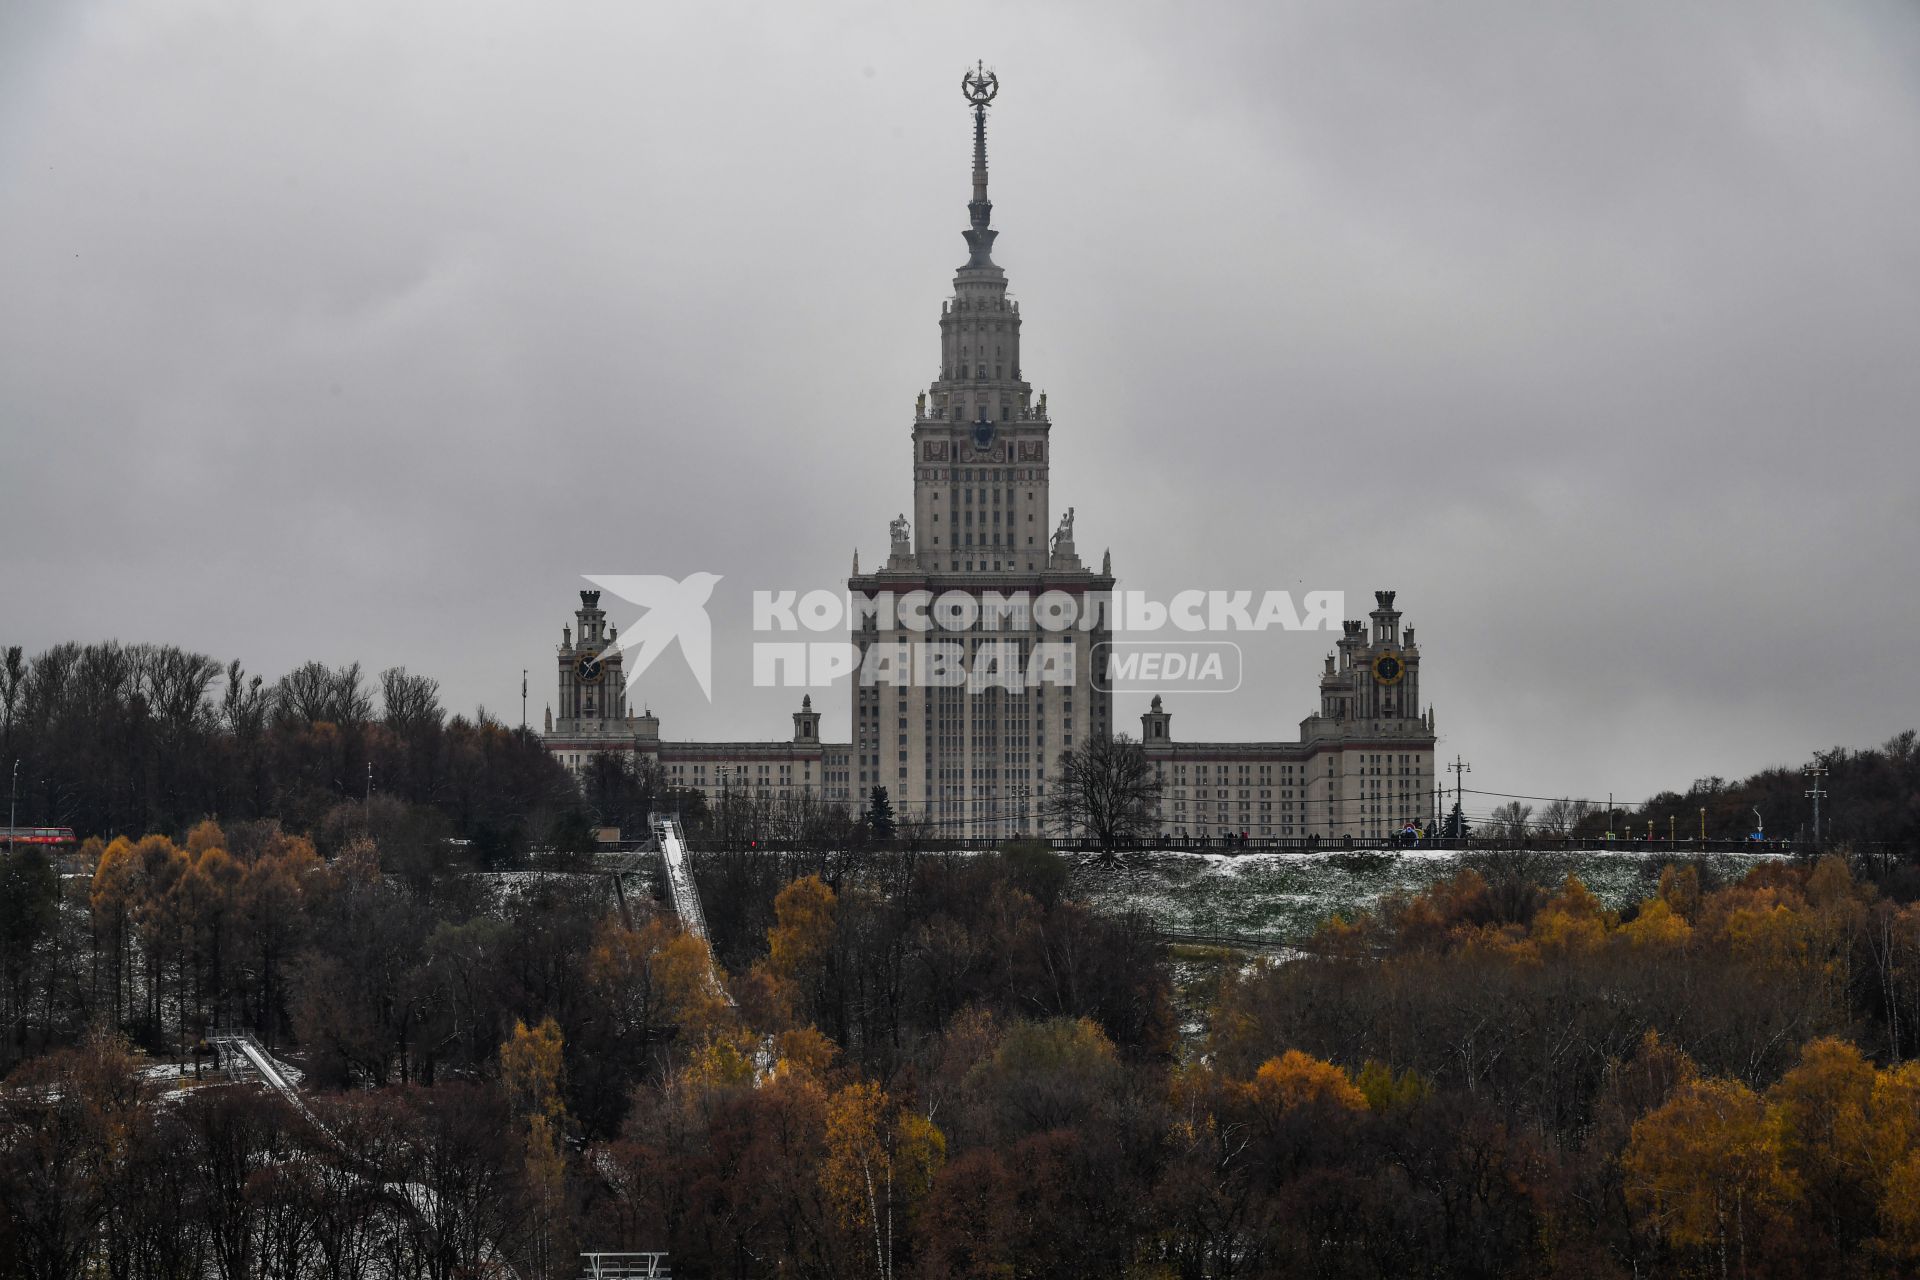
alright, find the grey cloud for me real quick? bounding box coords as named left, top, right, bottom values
left=2, top=0, right=1916, bottom=813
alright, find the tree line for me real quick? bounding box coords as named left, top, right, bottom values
left=7, top=833, right=1920, bottom=1277
left=1474, top=729, right=1920, bottom=852
left=1, top=642, right=580, bottom=857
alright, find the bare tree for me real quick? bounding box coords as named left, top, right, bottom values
left=274, top=661, right=373, bottom=727
left=381, top=667, right=444, bottom=736
left=1041, top=733, right=1163, bottom=852
left=135, top=646, right=220, bottom=739
left=221, top=660, right=269, bottom=740
left=1537, top=798, right=1594, bottom=836
left=1490, top=801, right=1534, bottom=842
left=1539, top=799, right=1570, bottom=835
left=1, top=645, right=25, bottom=747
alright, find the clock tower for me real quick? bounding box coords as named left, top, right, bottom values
left=555, top=589, right=628, bottom=725
left=906, top=64, right=1053, bottom=574
left=850, top=65, right=1114, bottom=841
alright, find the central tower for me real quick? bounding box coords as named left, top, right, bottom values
left=910, top=62, right=1052, bottom=574
left=848, top=64, right=1114, bottom=841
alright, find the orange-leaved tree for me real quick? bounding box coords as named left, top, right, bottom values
left=1249, top=1049, right=1369, bottom=1117
left=1623, top=1075, right=1793, bottom=1276
left=500, top=1016, right=569, bottom=1275
left=821, top=1080, right=944, bottom=1280
left=755, top=873, right=837, bottom=1031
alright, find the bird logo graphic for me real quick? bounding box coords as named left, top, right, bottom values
left=583, top=572, right=724, bottom=701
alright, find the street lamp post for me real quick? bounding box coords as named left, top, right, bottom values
left=7, top=759, right=17, bottom=855
left=1804, top=766, right=1827, bottom=845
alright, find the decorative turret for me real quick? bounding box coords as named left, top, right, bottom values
left=556, top=590, right=627, bottom=724
left=1304, top=591, right=1424, bottom=731
left=793, top=694, right=821, bottom=743
left=1370, top=589, right=1401, bottom=646
left=1141, top=694, right=1171, bottom=742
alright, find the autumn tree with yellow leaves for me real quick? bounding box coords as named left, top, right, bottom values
left=1622, top=1034, right=1920, bottom=1275
left=821, top=1080, right=945, bottom=1280
left=501, top=1016, right=570, bottom=1276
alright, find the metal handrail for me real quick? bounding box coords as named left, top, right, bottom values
left=581, top=1254, right=670, bottom=1279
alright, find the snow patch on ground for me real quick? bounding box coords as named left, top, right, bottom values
left=1073, top=846, right=1787, bottom=946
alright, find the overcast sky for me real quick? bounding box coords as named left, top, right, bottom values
left=4, top=0, right=1917, bottom=820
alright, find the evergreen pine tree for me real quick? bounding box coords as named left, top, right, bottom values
left=867, top=785, right=896, bottom=841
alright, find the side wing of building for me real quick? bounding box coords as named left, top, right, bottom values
left=1140, top=592, right=1437, bottom=844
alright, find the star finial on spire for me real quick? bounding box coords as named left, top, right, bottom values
left=962, top=60, right=998, bottom=108
left=960, top=61, right=1001, bottom=270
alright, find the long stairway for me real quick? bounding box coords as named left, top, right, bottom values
left=210, top=1029, right=521, bottom=1277
left=651, top=815, right=710, bottom=942
left=648, top=814, right=735, bottom=1012
left=211, top=1029, right=324, bottom=1130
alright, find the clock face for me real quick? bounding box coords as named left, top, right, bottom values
left=1372, top=653, right=1405, bottom=686
left=575, top=654, right=604, bottom=684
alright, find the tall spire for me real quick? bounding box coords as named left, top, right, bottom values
left=960, top=61, right=1000, bottom=270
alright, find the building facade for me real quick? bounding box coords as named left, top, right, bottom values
left=544, top=590, right=854, bottom=812
left=846, top=68, right=1111, bottom=842
left=540, top=69, right=1434, bottom=845
left=1140, top=592, right=1436, bottom=845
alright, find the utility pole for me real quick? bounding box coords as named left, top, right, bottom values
left=7, top=759, right=17, bottom=855
left=1446, top=755, right=1470, bottom=837
left=1804, top=765, right=1827, bottom=845
left=365, top=761, right=373, bottom=806
left=1699, top=807, right=1706, bottom=842
left=522, top=669, right=528, bottom=731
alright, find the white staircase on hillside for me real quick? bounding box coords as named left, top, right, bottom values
left=650, top=814, right=709, bottom=942
left=211, top=1029, right=321, bottom=1128
left=648, top=813, right=737, bottom=1013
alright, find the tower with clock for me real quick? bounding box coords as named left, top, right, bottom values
left=1315, top=591, right=1422, bottom=725
left=902, top=63, right=1060, bottom=578
left=848, top=65, right=1114, bottom=842
left=555, top=589, right=628, bottom=726
left=1140, top=591, right=1437, bottom=846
